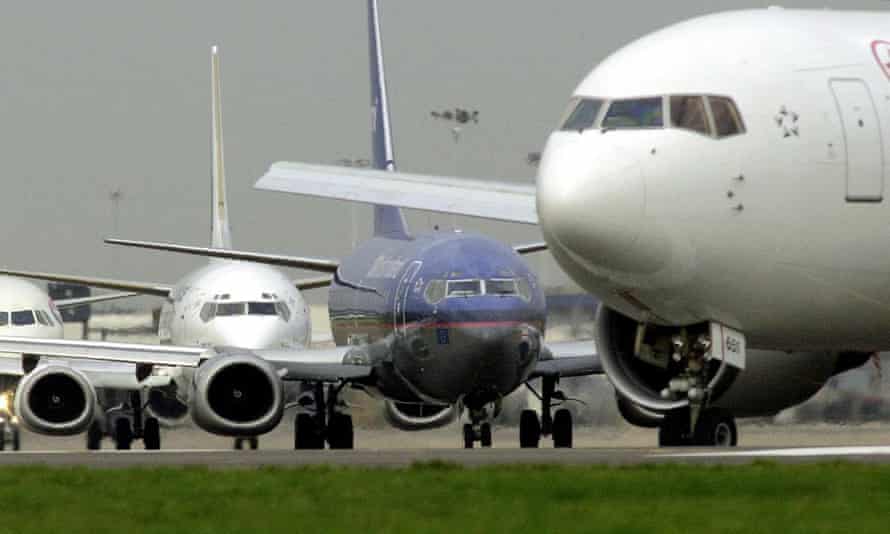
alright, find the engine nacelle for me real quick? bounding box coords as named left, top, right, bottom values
left=383, top=400, right=458, bottom=431
left=190, top=353, right=283, bottom=436
left=15, top=365, right=96, bottom=435
left=598, top=306, right=871, bottom=422
left=145, top=386, right=189, bottom=427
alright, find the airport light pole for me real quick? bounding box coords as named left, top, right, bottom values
left=430, top=108, right=480, bottom=229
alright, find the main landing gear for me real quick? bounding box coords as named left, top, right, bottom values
left=658, top=407, right=738, bottom=447
left=294, top=383, right=354, bottom=450
left=521, top=376, right=574, bottom=448
left=0, top=420, right=21, bottom=452
left=88, top=392, right=162, bottom=451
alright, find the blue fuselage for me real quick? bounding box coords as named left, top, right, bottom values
left=329, top=231, right=546, bottom=408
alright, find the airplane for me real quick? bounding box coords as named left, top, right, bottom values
left=0, top=276, right=142, bottom=450
left=0, top=0, right=600, bottom=450
left=0, top=46, right=331, bottom=451
left=205, top=7, right=890, bottom=448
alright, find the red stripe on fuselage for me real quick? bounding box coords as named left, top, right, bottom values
left=404, top=320, right=527, bottom=330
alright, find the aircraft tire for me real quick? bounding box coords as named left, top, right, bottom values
left=552, top=409, right=573, bottom=448
left=143, top=417, right=161, bottom=450
left=519, top=410, right=540, bottom=448
left=86, top=421, right=102, bottom=450
left=328, top=413, right=354, bottom=450
left=114, top=418, right=133, bottom=450
left=11, top=426, right=20, bottom=451
left=295, top=413, right=323, bottom=450
left=480, top=423, right=492, bottom=448
left=462, top=424, right=474, bottom=449
left=693, top=409, right=738, bottom=447
left=0, top=421, right=6, bottom=452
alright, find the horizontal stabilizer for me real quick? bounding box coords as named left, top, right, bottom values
left=55, top=292, right=141, bottom=309
left=0, top=269, right=172, bottom=297
left=105, top=239, right=340, bottom=274
left=532, top=340, right=601, bottom=379
left=256, top=162, right=538, bottom=224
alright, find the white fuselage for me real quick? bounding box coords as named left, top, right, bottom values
left=537, top=8, right=890, bottom=351
left=0, top=276, right=64, bottom=340
left=159, top=260, right=310, bottom=351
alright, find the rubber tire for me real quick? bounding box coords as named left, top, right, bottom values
left=658, top=410, right=691, bottom=447
left=87, top=421, right=103, bottom=451
left=519, top=410, right=541, bottom=448
left=143, top=417, right=161, bottom=450
left=249, top=437, right=259, bottom=450
left=480, top=423, right=493, bottom=448
left=234, top=438, right=244, bottom=450
left=11, top=426, right=20, bottom=451
left=694, top=409, right=738, bottom=447
left=114, top=418, right=133, bottom=450
left=328, top=413, right=354, bottom=450
left=295, top=413, right=323, bottom=450
left=463, top=424, right=474, bottom=449
left=0, top=422, right=6, bottom=452
left=552, top=409, right=573, bottom=448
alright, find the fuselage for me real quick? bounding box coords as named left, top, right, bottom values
left=0, top=277, right=64, bottom=340
left=537, top=8, right=890, bottom=351
left=329, top=231, right=546, bottom=406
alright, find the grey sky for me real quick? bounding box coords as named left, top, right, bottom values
left=0, top=1, right=885, bottom=304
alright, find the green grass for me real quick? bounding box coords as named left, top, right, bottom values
left=0, top=462, right=886, bottom=533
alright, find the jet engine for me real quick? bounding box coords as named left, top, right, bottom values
left=597, top=306, right=871, bottom=424
left=190, top=352, right=283, bottom=436
left=15, top=365, right=96, bottom=435
left=145, top=386, right=189, bottom=427
left=383, top=400, right=458, bottom=431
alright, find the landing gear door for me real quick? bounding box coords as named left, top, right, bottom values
left=709, top=322, right=746, bottom=370
left=393, top=261, right=423, bottom=336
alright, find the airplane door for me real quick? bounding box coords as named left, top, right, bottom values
left=393, top=261, right=422, bottom=336
left=831, top=79, right=884, bottom=202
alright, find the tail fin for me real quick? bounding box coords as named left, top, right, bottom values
left=368, top=0, right=408, bottom=238
left=210, top=45, right=233, bottom=249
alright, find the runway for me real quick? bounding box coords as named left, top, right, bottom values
left=3, top=445, right=890, bottom=468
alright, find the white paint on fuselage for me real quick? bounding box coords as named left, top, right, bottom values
left=0, top=276, right=63, bottom=340
left=159, top=261, right=310, bottom=351
left=537, top=8, right=890, bottom=351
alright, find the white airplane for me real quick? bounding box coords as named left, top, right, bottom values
left=0, top=47, right=335, bottom=450
left=193, top=7, right=890, bottom=447
left=0, top=276, right=142, bottom=450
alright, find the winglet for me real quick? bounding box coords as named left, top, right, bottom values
left=210, top=45, right=232, bottom=249
left=368, top=0, right=408, bottom=239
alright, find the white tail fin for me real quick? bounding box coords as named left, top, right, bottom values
left=210, top=45, right=232, bottom=249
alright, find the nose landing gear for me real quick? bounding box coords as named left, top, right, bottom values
left=88, top=392, right=162, bottom=451
left=293, top=382, right=354, bottom=450
left=522, top=376, right=574, bottom=448
left=658, top=407, right=738, bottom=447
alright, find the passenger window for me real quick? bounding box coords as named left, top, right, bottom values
left=446, top=280, right=482, bottom=297
left=216, top=302, right=245, bottom=316
left=199, top=303, right=216, bottom=323
left=248, top=302, right=277, bottom=316
left=560, top=98, right=604, bottom=131
left=11, top=310, right=35, bottom=326
left=602, top=98, right=664, bottom=129
left=708, top=96, right=745, bottom=138
left=424, top=280, right=446, bottom=304
left=670, top=96, right=710, bottom=135
left=486, top=279, right=518, bottom=296
left=0, top=312, right=8, bottom=326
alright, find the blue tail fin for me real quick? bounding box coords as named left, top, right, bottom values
left=368, top=0, right=408, bottom=238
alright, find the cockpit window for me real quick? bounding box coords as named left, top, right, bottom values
left=35, top=310, right=51, bottom=326
left=446, top=280, right=483, bottom=297
left=200, top=303, right=216, bottom=323
left=424, top=280, right=447, bottom=304
left=274, top=301, right=291, bottom=322
left=486, top=279, right=518, bottom=296
left=670, top=96, right=710, bottom=135
left=216, top=302, right=246, bottom=317
left=248, top=302, right=277, bottom=316
left=11, top=310, right=35, bottom=326
left=602, top=98, right=663, bottom=129
left=560, top=98, right=604, bottom=132
left=0, top=313, right=8, bottom=327
left=708, top=96, right=745, bottom=138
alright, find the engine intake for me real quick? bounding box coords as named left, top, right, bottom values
left=383, top=400, right=457, bottom=431
left=15, top=365, right=95, bottom=435
left=190, top=353, right=283, bottom=436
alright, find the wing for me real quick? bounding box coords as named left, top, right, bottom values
left=0, top=269, right=171, bottom=297
left=104, top=239, right=340, bottom=274
left=513, top=242, right=548, bottom=255
left=55, top=292, right=142, bottom=309
left=293, top=276, right=332, bottom=290
left=531, top=340, right=601, bottom=379
left=255, top=162, right=538, bottom=224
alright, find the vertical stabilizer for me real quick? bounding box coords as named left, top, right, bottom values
left=368, top=0, right=409, bottom=238
left=210, top=45, right=233, bottom=249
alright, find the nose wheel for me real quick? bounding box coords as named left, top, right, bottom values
left=522, top=376, right=574, bottom=448
left=462, top=421, right=493, bottom=449
left=658, top=407, right=737, bottom=447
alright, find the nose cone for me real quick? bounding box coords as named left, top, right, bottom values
left=537, top=132, right=664, bottom=275
left=212, top=318, right=289, bottom=350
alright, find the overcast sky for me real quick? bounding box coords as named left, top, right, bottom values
left=0, top=1, right=885, bottom=304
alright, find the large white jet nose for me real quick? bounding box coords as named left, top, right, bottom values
left=537, top=132, right=665, bottom=275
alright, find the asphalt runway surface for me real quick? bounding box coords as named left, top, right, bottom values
left=6, top=423, right=890, bottom=467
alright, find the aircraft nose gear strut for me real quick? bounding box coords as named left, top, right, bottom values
left=294, top=382, right=354, bottom=450
left=522, top=376, right=576, bottom=448
left=462, top=406, right=494, bottom=449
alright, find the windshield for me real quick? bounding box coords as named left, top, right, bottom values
left=11, top=310, right=35, bottom=326
left=602, top=98, right=664, bottom=129
left=248, top=302, right=277, bottom=316
left=486, top=279, right=518, bottom=296
left=447, top=280, right=483, bottom=297
left=201, top=301, right=291, bottom=322
left=0, top=313, right=8, bottom=327
left=216, top=302, right=246, bottom=317
left=560, top=98, right=604, bottom=131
